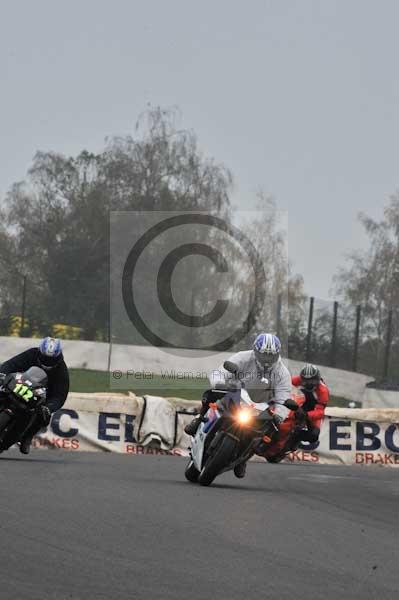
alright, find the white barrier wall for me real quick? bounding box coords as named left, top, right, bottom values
left=0, top=337, right=110, bottom=371
left=32, top=392, right=399, bottom=466
left=363, top=387, right=399, bottom=409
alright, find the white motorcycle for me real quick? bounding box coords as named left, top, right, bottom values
left=185, top=361, right=298, bottom=486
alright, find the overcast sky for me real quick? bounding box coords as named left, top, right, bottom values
left=1, top=0, right=398, bottom=300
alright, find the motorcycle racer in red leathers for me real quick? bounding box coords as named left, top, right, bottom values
left=261, top=364, right=329, bottom=462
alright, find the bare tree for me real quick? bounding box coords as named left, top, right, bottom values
left=230, top=192, right=307, bottom=354
left=333, top=194, right=399, bottom=375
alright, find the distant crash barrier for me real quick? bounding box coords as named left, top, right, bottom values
left=33, top=394, right=399, bottom=466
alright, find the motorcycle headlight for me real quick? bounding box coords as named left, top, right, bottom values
left=236, top=409, right=252, bottom=425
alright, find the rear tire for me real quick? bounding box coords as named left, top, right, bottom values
left=198, top=434, right=237, bottom=486
left=184, top=460, right=200, bottom=483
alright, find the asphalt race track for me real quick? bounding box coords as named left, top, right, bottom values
left=0, top=451, right=398, bottom=600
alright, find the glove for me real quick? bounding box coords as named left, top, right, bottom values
left=284, top=398, right=299, bottom=411
left=40, top=405, right=51, bottom=426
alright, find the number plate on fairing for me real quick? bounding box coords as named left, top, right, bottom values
left=13, top=383, right=34, bottom=402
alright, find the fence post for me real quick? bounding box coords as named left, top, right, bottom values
left=276, top=293, right=282, bottom=339
left=107, top=319, right=112, bottom=372
left=383, top=308, right=393, bottom=379
left=189, top=287, right=197, bottom=348
left=352, top=305, right=361, bottom=372
left=305, top=297, right=314, bottom=362
left=330, top=301, right=338, bottom=367
left=20, top=275, right=27, bottom=337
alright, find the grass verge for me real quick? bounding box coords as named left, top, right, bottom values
left=69, top=369, right=205, bottom=400
left=69, top=369, right=359, bottom=406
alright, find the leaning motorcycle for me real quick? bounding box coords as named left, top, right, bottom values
left=0, top=367, right=48, bottom=453
left=185, top=360, right=298, bottom=486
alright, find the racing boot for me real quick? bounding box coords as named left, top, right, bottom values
left=184, top=400, right=210, bottom=436
left=233, top=462, right=247, bottom=478
left=19, top=437, right=32, bottom=455
left=184, top=417, right=204, bottom=437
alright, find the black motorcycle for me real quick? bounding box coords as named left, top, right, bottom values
left=0, top=367, right=48, bottom=453
left=185, top=360, right=298, bottom=486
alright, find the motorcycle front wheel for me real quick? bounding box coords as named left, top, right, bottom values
left=198, top=434, right=237, bottom=487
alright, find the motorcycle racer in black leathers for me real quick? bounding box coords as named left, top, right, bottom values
left=0, top=337, right=69, bottom=454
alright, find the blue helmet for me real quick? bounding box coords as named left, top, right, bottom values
left=253, top=333, right=281, bottom=369
left=38, top=337, right=63, bottom=370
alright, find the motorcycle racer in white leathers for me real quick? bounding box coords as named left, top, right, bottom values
left=184, top=333, right=292, bottom=478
